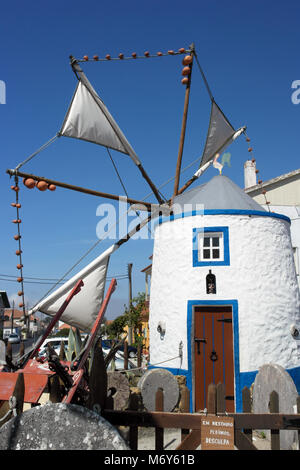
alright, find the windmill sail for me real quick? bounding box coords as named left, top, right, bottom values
left=60, top=67, right=140, bottom=166
left=59, top=60, right=163, bottom=204
left=29, top=244, right=118, bottom=332
left=199, top=100, right=240, bottom=168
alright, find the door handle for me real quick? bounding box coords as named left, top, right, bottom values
left=194, top=338, right=206, bottom=355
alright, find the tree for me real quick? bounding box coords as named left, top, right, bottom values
left=105, top=292, right=147, bottom=345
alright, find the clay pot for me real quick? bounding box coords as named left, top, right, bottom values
left=19, top=303, right=24, bottom=308
left=16, top=264, right=23, bottom=270
left=15, top=250, right=22, bottom=255
left=17, top=277, right=23, bottom=283
left=93, top=55, right=99, bottom=61
left=182, top=55, right=193, bottom=65
left=18, top=291, right=23, bottom=296
left=48, top=184, right=56, bottom=191
left=157, top=52, right=163, bottom=56
left=36, top=181, right=48, bottom=191
left=11, top=203, right=16, bottom=207
left=24, top=178, right=36, bottom=189
left=182, top=66, right=191, bottom=76
left=144, top=51, right=150, bottom=57
left=119, top=53, right=124, bottom=59
left=181, top=77, right=189, bottom=85
left=168, top=50, right=175, bottom=55
left=132, top=52, right=137, bottom=58
left=14, top=235, right=21, bottom=240
left=83, top=55, right=89, bottom=61
left=105, top=54, right=111, bottom=60
left=178, top=48, right=186, bottom=53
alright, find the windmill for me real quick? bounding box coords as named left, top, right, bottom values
left=6, top=43, right=246, bottom=332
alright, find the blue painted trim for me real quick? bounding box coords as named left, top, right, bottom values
left=239, top=365, right=300, bottom=397
left=147, top=364, right=300, bottom=413
left=155, top=209, right=291, bottom=228
left=192, top=226, right=230, bottom=267
left=187, top=300, right=241, bottom=412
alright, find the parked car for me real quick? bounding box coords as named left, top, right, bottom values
left=103, top=350, right=135, bottom=370
left=8, top=333, right=21, bottom=344
left=38, top=337, right=69, bottom=358
left=102, top=339, right=137, bottom=358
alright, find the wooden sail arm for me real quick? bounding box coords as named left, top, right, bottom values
left=6, top=169, right=154, bottom=211
left=172, top=43, right=195, bottom=200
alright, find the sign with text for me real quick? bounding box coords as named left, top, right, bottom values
left=201, top=416, right=235, bottom=450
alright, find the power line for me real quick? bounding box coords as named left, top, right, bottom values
left=0, top=273, right=128, bottom=285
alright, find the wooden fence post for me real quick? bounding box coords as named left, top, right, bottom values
left=297, top=395, right=300, bottom=450
left=181, top=386, right=190, bottom=441
left=216, top=383, right=226, bottom=413
left=128, top=392, right=139, bottom=450
left=207, top=383, right=217, bottom=414
left=242, top=386, right=252, bottom=442
left=155, top=388, right=164, bottom=450
left=269, top=390, right=280, bottom=450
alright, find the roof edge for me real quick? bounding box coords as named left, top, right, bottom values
left=154, top=209, right=291, bottom=227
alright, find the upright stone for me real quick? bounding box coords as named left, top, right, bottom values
left=252, top=363, right=298, bottom=450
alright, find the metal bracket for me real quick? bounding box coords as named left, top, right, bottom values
left=194, top=338, right=206, bottom=355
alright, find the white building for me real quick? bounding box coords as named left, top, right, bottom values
left=148, top=174, right=300, bottom=412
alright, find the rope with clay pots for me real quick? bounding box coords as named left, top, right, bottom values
left=10, top=176, right=26, bottom=324
left=244, top=131, right=271, bottom=212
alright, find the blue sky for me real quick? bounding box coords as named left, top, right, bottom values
left=1, top=0, right=299, bottom=319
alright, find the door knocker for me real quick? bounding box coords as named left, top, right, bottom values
left=210, top=350, right=218, bottom=362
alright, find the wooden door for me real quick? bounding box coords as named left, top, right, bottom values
left=193, top=306, right=234, bottom=412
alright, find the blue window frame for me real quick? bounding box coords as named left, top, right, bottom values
left=193, top=226, right=230, bottom=266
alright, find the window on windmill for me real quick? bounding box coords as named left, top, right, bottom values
left=199, top=232, right=224, bottom=262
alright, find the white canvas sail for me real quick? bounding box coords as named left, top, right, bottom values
left=60, top=71, right=140, bottom=166
left=29, top=244, right=118, bottom=332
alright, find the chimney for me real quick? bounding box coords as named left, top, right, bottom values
left=244, top=160, right=257, bottom=189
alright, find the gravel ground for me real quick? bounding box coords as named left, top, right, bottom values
left=125, top=427, right=272, bottom=450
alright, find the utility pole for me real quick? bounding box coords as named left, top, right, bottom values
left=127, top=263, right=133, bottom=345
left=11, top=301, right=14, bottom=334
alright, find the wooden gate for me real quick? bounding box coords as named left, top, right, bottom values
left=193, top=305, right=234, bottom=412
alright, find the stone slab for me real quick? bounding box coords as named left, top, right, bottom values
left=107, top=371, right=130, bottom=410
left=138, top=368, right=179, bottom=412
left=252, top=363, right=298, bottom=450
left=0, top=402, right=129, bottom=450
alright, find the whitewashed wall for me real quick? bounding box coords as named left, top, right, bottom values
left=149, top=213, right=300, bottom=374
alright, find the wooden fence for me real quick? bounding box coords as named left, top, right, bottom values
left=102, top=383, right=300, bottom=450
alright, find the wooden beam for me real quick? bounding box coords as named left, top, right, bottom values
left=172, top=44, right=195, bottom=200
left=6, top=169, right=154, bottom=211
left=101, top=410, right=300, bottom=431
